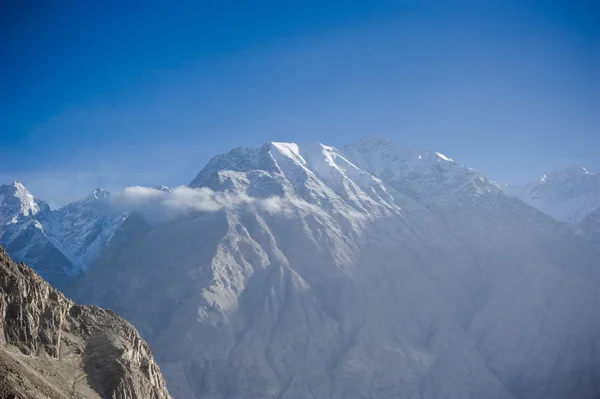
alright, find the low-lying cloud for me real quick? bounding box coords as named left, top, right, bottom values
left=108, top=185, right=290, bottom=224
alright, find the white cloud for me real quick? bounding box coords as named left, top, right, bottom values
left=109, top=185, right=292, bottom=224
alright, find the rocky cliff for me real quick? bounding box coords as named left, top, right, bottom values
left=0, top=246, right=171, bottom=399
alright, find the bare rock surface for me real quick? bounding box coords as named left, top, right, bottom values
left=0, top=246, right=171, bottom=399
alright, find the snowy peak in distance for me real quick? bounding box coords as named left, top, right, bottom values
left=507, top=165, right=600, bottom=225
left=52, top=187, right=128, bottom=275
left=0, top=181, right=128, bottom=286
left=0, top=181, right=69, bottom=287
left=153, top=185, right=173, bottom=193
left=342, top=138, right=502, bottom=204
left=538, top=165, right=593, bottom=184
left=63, top=187, right=113, bottom=214
left=0, top=181, right=48, bottom=223
left=86, top=187, right=110, bottom=200
left=0, top=179, right=173, bottom=286
left=343, top=137, right=456, bottom=168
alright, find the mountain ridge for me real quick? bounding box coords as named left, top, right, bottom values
left=2, top=140, right=597, bottom=287
left=506, top=165, right=600, bottom=224
left=68, top=139, right=600, bottom=399
left=0, top=183, right=128, bottom=287
left=3, top=139, right=599, bottom=398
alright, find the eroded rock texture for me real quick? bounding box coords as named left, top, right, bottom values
left=0, top=246, right=171, bottom=399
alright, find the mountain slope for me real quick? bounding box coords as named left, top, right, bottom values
left=341, top=138, right=503, bottom=208
left=344, top=139, right=600, bottom=398
left=578, top=206, right=600, bottom=250
left=0, top=246, right=171, bottom=399
left=0, top=183, right=126, bottom=288
left=0, top=181, right=46, bottom=225
left=0, top=182, right=75, bottom=287
left=507, top=166, right=600, bottom=225
left=72, top=139, right=600, bottom=399
left=50, top=189, right=127, bottom=273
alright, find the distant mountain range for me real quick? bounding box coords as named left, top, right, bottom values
left=507, top=165, right=600, bottom=224
left=506, top=165, right=600, bottom=249
left=2, top=138, right=599, bottom=398
left=0, top=183, right=127, bottom=287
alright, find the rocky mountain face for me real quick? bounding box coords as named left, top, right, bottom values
left=507, top=165, right=600, bottom=225
left=0, top=246, right=171, bottom=399
left=0, top=183, right=127, bottom=288
left=70, top=139, right=600, bottom=399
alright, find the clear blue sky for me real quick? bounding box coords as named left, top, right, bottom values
left=1, top=0, right=598, bottom=207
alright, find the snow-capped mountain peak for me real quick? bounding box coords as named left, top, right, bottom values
left=0, top=181, right=45, bottom=222
left=0, top=181, right=127, bottom=286
left=539, top=165, right=592, bottom=183
left=341, top=138, right=500, bottom=205
left=153, top=185, right=173, bottom=193
left=87, top=188, right=110, bottom=200
left=194, top=139, right=461, bottom=186
left=191, top=141, right=401, bottom=219
left=343, top=137, right=456, bottom=170
left=191, top=139, right=502, bottom=214
left=507, top=165, right=600, bottom=224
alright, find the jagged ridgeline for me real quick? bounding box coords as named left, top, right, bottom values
left=2, top=139, right=600, bottom=399
left=0, top=246, right=171, bottom=399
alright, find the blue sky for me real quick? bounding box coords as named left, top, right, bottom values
left=1, top=0, right=598, bottom=207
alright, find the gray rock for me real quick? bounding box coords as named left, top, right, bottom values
left=0, top=246, right=171, bottom=399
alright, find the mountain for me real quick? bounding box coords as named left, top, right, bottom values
left=153, top=185, right=173, bottom=193
left=507, top=165, right=600, bottom=225
left=341, top=138, right=503, bottom=207
left=0, top=245, right=171, bottom=399
left=71, top=139, right=600, bottom=399
left=578, top=206, right=600, bottom=250
left=50, top=188, right=127, bottom=273
left=0, top=181, right=47, bottom=225
left=0, top=182, right=71, bottom=287
left=0, top=183, right=126, bottom=288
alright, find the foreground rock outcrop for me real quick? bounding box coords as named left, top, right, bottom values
left=0, top=246, right=171, bottom=399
